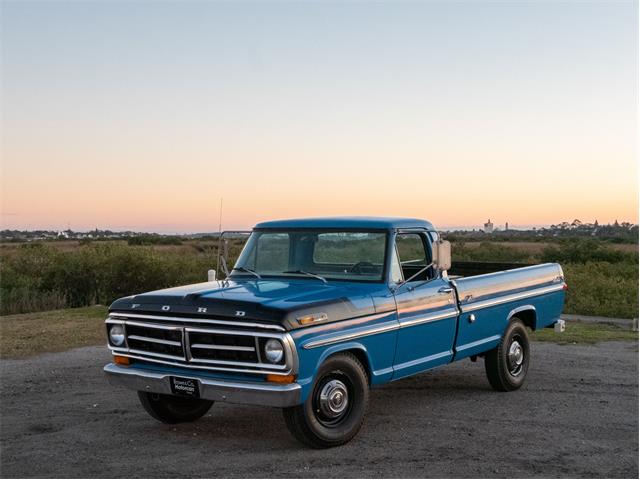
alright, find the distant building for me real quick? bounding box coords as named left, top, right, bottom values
left=505, top=222, right=509, bottom=231
left=483, top=219, right=494, bottom=234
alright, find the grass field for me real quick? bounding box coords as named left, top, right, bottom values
left=0, top=307, right=635, bottom=359
left=457, top=241, right=638, bottom=254
left=0, top=305, right=108, bottom=358
left=0, top=237, right=638, bottom=318
left=530, top=321, right=638, bottom=344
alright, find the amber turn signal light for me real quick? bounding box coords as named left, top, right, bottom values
left=266, top=374, right=295, bottom=384
left=113, top=355, right=130, bottom=365
left=296, top=312, right=328, bottom=325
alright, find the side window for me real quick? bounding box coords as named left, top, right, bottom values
left=395, top=233, right=431, bottom=281
left=390, top=246, right=403, bottom=283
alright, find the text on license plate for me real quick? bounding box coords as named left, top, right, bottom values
left=170, top=376, right=200, bottom=398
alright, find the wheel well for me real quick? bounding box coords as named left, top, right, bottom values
left=512, top=308, right=536, bottom=331
left=327, top=348, right=372, bottom=385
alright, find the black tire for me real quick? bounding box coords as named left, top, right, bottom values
left=485, top=318, right=530, bottom=391
left=137, top=392, right=213, bottom=424
left=283, top=352, right=369, bottom=448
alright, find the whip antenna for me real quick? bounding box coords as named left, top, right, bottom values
left=218, top=197, right=223, bottom=234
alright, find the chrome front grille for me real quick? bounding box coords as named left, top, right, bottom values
left=125, top=322, right=184, bottom=359
left=106, top=314, right=296, bottom=376
left=187, top=329, right=259, bottom=363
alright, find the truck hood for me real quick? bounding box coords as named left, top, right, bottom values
left=109, top=279, right=388, bottom=330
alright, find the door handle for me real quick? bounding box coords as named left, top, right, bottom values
left=438, top=287, right=453, bottom=294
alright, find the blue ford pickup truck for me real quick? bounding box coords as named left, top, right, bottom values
left=104, top=217, right=566, bottom=447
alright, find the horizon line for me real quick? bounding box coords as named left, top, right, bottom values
left=2, top=220, right=638, bottom=236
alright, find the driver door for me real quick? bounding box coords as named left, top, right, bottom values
left=391, top=232, right=458, bottom=379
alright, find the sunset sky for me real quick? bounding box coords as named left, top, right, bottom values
left=1, top=0, right=638, bottom=233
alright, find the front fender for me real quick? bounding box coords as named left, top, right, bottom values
left=314, top=341, right=371, bottom=377
left=290, top=311, right=398, bottom=404
left=294, top=341, right=367, bottom=404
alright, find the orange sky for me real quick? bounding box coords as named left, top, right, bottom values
left=1, top=1, right=637, bottom=232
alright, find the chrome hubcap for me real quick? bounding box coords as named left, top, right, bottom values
left=508, top=340, right=524, bottom=374
left=318, top=379, right=349, bottom=419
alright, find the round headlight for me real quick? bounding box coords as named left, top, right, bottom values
left=264, top=339, right=284, bottom=363
left=109, top=324, right=125, bottom=347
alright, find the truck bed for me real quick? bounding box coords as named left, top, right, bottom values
left=450, top=262, right=566, bottom=360
left=449, top=261, right=535, bottom=278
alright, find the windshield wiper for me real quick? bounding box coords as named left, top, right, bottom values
left=232, top=266, right=262, bottom=280
left=282, top=270, right=327, bottom=284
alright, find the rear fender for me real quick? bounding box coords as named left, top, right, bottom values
left=506, top=305, right=537, bottom=331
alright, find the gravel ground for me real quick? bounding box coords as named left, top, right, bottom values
left=1, top=341, right=637, bottom=478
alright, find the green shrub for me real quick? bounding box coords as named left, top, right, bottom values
left=0, top=243, right=216, bottom=315
left=127, top=235, right=183, bottom=246
left=452, top=241, right=537, bottom=263
left=1, top=238, right=637, bottom=319
left=562, top=262, right=638, bottom=319
left=541, top=239, right=638, bottom=264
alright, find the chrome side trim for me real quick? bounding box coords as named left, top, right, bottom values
left=373, top=366, right=394, bottom=377
left=507, top=305, right=536, bottom=322
left=303, top=309, right=461, bottom=349
left=303, top=321, right=399, bottom=349
left=294, top=310, right=394, bottom=331
left=456, top=334, right=501, bottom=353
left=398, top=309, right=459, bottom=329
left=460, top=284, right=564, bottom=313
left=393, top=350, right=452, bottom=371
left=104, top=363, right=301, bottom=407
left=127, top=335, right=182, bottom=346
left=108, top=312, right=285, bottom=331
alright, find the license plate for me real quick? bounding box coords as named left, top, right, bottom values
left=170, top=376, right=200, bottom=398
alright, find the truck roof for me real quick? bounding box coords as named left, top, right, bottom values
left=254, top=216, right=434, bottom=230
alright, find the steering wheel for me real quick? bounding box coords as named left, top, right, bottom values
left=350, top=261, right=375, bottom=274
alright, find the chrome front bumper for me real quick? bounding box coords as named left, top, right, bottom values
left=104, top=363, right=301, bottom=408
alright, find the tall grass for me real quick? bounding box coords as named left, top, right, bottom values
left=452, top=240, right=638, bottom=319
left=0, top=238, right=637, bottom=318
left=452, top=241, right=538, bottom=263
left=0, top=243, right=215, bottom=315
left=562, top=262, right=638, bottom=319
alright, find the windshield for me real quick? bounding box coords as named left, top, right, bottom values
left=232, top=230, right=387, bottom=282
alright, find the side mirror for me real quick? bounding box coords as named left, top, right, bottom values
left=432, top=240, right=451, bottom=271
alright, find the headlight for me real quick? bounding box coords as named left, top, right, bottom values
left=109, top=324, right=125, bottom=347
left=264, top=339, right=284, bottom=363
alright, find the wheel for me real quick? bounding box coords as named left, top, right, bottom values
left=484, top=318, right=530, bottom=391
left=137, top=392, right=213, bottom=424
left=282, top=352, right=369, bottom=448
